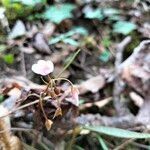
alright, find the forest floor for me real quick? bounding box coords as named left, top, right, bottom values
left=0, top=0, right=150, bottom=149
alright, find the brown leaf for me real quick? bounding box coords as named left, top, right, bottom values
left=45, top=119, right=53, bottom=131
left=42, top=22, right=56, bottom=39
left=77, top=75, right=105, bottom=94
left=79, top=97, right=112, bottom=110
left=53, top=107, right=62, bottom=119
left=129, top=92, right=144, bottom=107
left=0, top=106, right=23, bottom=150
left=120, top=40, right=150, bottom=97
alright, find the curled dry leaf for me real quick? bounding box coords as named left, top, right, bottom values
left=77, top=75, right=105, bottom=94
left=45, top=119, right=53, bottom=131
left=65, top=86, right=79, bottom=107
left=129, top=92, right=144, bottom=107
left=33, top=33, right=51, bottom=54
left=79, top=97, right=112, bottom=110
left=53, top=107, right=62, bottom=119
left=0, top=105, right=23, bottom=150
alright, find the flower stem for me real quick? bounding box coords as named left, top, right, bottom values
left=53, top=78, right=74, bottom=88
left=57, top=49, right=81, bottom=78
left=39, top=93, right=48, bottom=121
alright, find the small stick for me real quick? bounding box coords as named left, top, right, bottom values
left=114, top=138, right=134, bottom=150
left=20, top=46, right=27, bottom=77
left=113, top=36, right=131, bottom=116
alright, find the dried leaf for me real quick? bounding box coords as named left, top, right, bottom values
left=53, top=107, right=62, bottom=119
left=45, top=119, right=53, bottom=131
left=33, top=33, right=51, bottom=54
left=77, top=75, right=105, bottom=94
left=9, top=20, right=26, bottom=39
left=79, top=97, right=112, bottom=110
left=129, top=92, right=144, bottom=107
left=0, top=106, right=23, bottom=150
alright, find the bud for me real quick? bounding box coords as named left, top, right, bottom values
left=45, top=119, right=53, bottom=131
left=54, top=87, right=61, bottom=95
left=53, top=107, right=62, bottom=119
left=49, top=91, right=57, bottom=98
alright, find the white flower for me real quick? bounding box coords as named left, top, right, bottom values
left=32, top=60, right=54, bottom=76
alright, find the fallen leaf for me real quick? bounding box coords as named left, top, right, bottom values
left=53, top=107, right=62, bottom=119
left=77, top=75, right=105, bottom=94
left=79, top=97, right=112, bottom=110
left=9, top=20, right=26, bottom=39
left=20, top=46, right=35, bottom=54
left=45, top=119, right=53, bottom=131
left=42, top=22, right=56, bottom=38
left=120, top=40, right=150, bottom=97
left=33, top=32, right=51, bottom=54
left=43, top=3, right=76, bottom=24
left=129, top=92, right=144, bottom=107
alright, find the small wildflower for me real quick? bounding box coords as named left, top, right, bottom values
left=45, top=119, right=53, bottom=130
left=32, top=60, right=54, bottom=76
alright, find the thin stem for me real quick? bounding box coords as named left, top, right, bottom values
left=39, top=93, right=48, bottom=120
left=41, top=76, right=49, bottom=84
left=56, top=49, right=81, bottom=78
left=0, top=96, right=51, bottom=119
left=53, top=78, right=74, bottom=87
left=43, top=77, right=52, bottom=94
left=66, top=127, right=81, bottom=150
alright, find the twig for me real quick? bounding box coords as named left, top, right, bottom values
left=113, top=36, right=132, bottom=116
left=114, top=138, right=134, bottom=150
left=20, top=49, right=27, bottom=77
left=131, top=142, right=150, bottom=150
left=77, top=113, right=135, bottom=128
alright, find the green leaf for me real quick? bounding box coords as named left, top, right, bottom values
left=49, top=36, right=63, bottom=45
left=79, top=99, right=85, bottom=105
left=73, top=26, right=88, bottom=35
left=84, top=126, right=150, bottom=139
left=101, top=37, right=112, bottom=47
left=0, top=95, right=4, bottom=103
left=113, top=21, right=136, bottom=35
left=63, top=38, right=79, bottom=46
left=103, top=8, right=120, bottom=16
left=43, top=3, right=76, bottom=24
left=97, top=136, right=108, bottom=150
left=108, top=15, right=121, bottom=21
left=85, top=9, right=104, bottom=20
left=11, top=0, right=45, bottom=6
left=49, top=26, right=88, bottom=45
left=3, top=54, right=14, bottom=64
left=99, top=50, right=111, bottom=62
left=73, top=145, right=84, bottom=150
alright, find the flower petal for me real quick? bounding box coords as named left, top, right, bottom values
left=31, top=64, right=41, bottom=74
left=31, top=60, right=54, bottom=76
